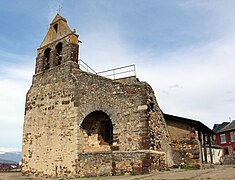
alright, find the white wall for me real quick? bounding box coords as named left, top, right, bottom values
left=202, top=147, right=223, bottom=164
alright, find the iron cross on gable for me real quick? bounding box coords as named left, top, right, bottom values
left=57, top=5, right=62, bottom=14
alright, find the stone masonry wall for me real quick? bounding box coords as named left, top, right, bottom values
left=74, top=69, right=148, bottom=152
left=22, top=62, right=78, bottom=177
left=23, top=61, right=171, bottom=178
left=73, top=69, right=171, bottom=154
left=166, top=119, right=200, bottom=167
left=144, top=83, right=173, bottom=166
left=75, top=151, right=166, bottom=177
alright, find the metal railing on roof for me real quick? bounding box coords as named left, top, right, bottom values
left=78, top=59, right=136, bottom=80
left=97, top=64, right=136, bottom=80
left=78, top=59, right=97, bottom=74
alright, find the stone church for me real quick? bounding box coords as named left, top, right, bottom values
left=22, top=14, right=172, bottom=178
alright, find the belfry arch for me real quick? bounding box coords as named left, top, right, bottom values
left=80, top=111, right=113, bottom=152
left=44, top=48, right=51, bottom=70
left=55, top=42, right=63, bottom=65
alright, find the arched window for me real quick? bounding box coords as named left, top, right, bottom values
left=44, top=48, right=51, bottom=70
left=55, top=42, right=63, bottom=65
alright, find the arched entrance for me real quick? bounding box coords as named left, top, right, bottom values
left=80, top=111, right=113, bottom=152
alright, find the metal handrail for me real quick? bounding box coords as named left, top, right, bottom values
left=101, top=70, right=135, bottom=78
left=97, top=64, right=135, bottom=74
left=97, top=64, right=136, bottom=79
left=78, top=59, right=136, bottom=80
left=78, top=59, right=97, bottom=74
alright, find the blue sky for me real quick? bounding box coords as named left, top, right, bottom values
left=1, top=0, right=235, bottom=150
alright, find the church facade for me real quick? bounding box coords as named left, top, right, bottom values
left=22, top=14, right=172, bottom=178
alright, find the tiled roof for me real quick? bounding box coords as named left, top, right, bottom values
left=213, top=122, right=230, bottom=133
left=218, top=120, right=235, bottom=133
left=164, top=113, right=214, bottom=134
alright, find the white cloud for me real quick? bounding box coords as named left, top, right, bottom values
left=135, top=36, right=235, bottom=128
left=0, top=51, right=33, bottom=148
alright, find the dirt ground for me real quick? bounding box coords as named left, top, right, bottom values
left=0, top=165, right=235, bottom=180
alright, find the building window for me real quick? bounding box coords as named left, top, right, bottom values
left=220, top=133, right=226, bottom=144
left=230, top=131, right=235, bottom=142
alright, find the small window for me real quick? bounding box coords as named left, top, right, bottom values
left=230, top=131, right=235, bottom=142
left=220, top=133, right=226, bottom=144
left=53, top=23, right=58, bottom=33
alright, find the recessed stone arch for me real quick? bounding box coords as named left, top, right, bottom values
left=80, top=111, right=113, bottom=152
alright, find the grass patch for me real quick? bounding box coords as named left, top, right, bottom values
left=130, top=171, right=136, bottom=176
left=114, top=173, right=124, bottom=176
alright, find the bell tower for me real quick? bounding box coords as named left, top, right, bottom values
left=35, top=14, right=79, bottom=74
left=22, top=14, right=81, bottom=177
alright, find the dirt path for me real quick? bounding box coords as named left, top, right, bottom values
left=135, top=165, right=235, bottom=179
left=0, top=165, right=234, bottom=180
